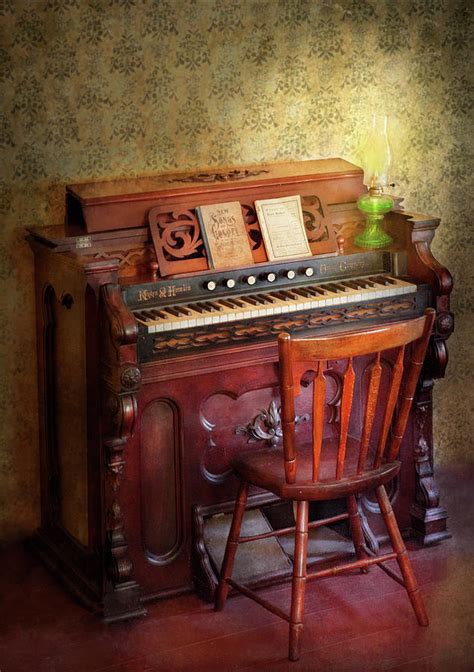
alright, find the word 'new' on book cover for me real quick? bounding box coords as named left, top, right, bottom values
left=255, top=195, right=312, bottom=262
left=196, top=201, right=254, bottom=270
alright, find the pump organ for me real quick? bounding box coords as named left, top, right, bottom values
left=28, top=159, right=453, bottom=622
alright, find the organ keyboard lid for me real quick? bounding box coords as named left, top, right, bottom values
left=65, top=158, right=364, bottom=235
left=58, top=158, right=373, bottom=279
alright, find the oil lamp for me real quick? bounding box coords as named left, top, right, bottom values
left=354, top=114, right=394, bottom=249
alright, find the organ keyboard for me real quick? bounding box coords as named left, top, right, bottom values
left=28, top=158, right=453, bottom=623
left=134, top=275, right=416, bottom=334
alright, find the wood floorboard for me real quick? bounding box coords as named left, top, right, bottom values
left=0, top=465, right=472, bottom=672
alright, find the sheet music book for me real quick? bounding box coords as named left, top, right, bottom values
left=255, top=195, right=312, bottom=262
left=196, top=201, right=254, bottom=270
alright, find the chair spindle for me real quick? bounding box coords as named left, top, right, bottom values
left=311, top=361, right=326, bottom=482
left=357, top=352, right=382, bottom=473
left=337, top=357, right=355, bottom=479
left=374, top=346, right=405, bottom=468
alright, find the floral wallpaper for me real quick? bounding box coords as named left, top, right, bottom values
left=0, top=0, right=472, bottom=542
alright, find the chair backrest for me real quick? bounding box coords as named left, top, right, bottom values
left=278, top=309, right=435, bottom=484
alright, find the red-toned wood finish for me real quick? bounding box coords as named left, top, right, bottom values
left=27, top=159, right=453, bottom=623
left=216, top=311, right=434, bottom=661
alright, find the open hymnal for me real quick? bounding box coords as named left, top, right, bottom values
left=196, top=201, right=254, bottom=270
left=254, top=195, right=312, bottom=262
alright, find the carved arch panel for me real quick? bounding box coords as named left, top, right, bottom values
left=140, top=399, right=184, bottom=565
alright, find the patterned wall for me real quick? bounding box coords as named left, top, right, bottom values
left=0, top=0, right=472, bottom=542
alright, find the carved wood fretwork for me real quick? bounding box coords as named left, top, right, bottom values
left=152, top=297, right=417, bottom=354
left=301, top=195, right=337, bottom=254
left=101, top=284, right=146, bottom=620
left=410, top=385, right=450, bottom=545
left=169, top=169, right=270, bottom=183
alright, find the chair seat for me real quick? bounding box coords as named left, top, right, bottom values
left=232, top=437, right=401, bottom=501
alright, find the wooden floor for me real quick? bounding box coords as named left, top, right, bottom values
left=0, top=465, right=473, bottom=672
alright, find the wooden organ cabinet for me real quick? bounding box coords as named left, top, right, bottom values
left=28, top=159, right=454, bottom=623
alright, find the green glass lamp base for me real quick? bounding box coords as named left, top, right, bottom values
left=354, top=215, right=393, bottom=248
left=355, top=190, right=394, bottom=249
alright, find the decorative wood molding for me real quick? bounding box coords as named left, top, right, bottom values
left=100, top=283, right=146, bottom=620
left=169, top=169, right=270, bottom=183
left=152, top=297, right=418, bottom=354
left=410, top=389, right=450, bottom=545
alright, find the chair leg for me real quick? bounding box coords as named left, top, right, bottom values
left=375, top=485, right=429, bottom=626
left=289, top=500, right=309, bottom=662
left=214, top=481, right=249, bottom=612
left=347, top=495, right=368, bottom=572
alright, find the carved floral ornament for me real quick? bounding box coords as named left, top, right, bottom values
left=235, top=400, right=309, bottom=447
left=121, top=366, right=142, bottom=389
left=436, top=311, right=454, bottom=335
left=169, top=168, right=270, bottom=183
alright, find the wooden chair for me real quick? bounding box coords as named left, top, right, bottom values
left=215, top=309, right=435, bottom=662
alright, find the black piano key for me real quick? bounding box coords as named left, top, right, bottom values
left=189, top=303, right=205, bottom=313
left=181, top=304, right=202, bottom=315
left=196, top=302, right=212, bottom=312
left=173, top=305, right=191, bottom=316
left=270, top=291, right=288, bottom=301
left=343, top=280, right=364, bottom=290
left=276, top=290, right=295, bottom=299
left=310, top=286, right=329, bottom=295
left=253, top=294, right=269, bottom=305
left=292, top=288, right=314, bottom=298
left=255, top=293, right=275, bottom=304
left=299, top=287, right=319, bottom=297
left=162, top=307, right=181, bottom=317
left=325, top=283, right=344, bottom=293
left=217, top=299, right=236, bottom=309
left=356, top=278, right=377, bottom=289
left=331, top=283, right=351, bottom=292
left=369, top=275, right=397, bottom=285
left=204, top=301, right=223, bottom=311
left=228, top=298, right=245, bottom=307
left=135, top=312, right=151, bottom=321
left=239, top=295, right=259, bottom=306
left=282, top=290, right=301, bottom=300
left=150, top=309, right=169, bottom=319
left=200, top=301, right=219, bottom=312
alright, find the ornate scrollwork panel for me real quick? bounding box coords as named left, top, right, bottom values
left=153, top=297, right=417, bottom=354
